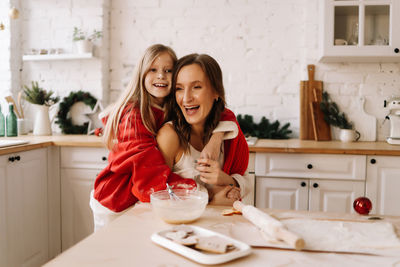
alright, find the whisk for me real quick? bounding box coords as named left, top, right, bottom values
left=166, top=183, right=181, bottom=200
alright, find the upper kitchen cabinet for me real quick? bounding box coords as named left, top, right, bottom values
left=319, top=0, right=400, bottom=62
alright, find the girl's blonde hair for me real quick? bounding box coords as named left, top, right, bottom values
left=102, top=44, right=177, bottom=150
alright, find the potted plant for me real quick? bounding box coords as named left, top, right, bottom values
left=72, top=27, right=102, bottom=54
left=320, top=91, right=360, bottom=142
left=23, top=81, right=59, bottom=135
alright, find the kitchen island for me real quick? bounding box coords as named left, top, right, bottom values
left=44, top=203, right=400, bottom=267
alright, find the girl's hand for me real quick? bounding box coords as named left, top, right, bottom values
left=209, top=185, right=239, bottom=206
left=199, top=132, right=224, bottom=161
left=226, top=186, right=241, bottom=200
left=196, top=158, right=235, bottom=186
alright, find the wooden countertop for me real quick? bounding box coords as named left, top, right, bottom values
left=2, top=135, right=400, bottom=156
left=251, top=139, right=400, bottom=155
left=0, top=135, right=104, bottom=156
left=44, top=203, right=400, bottom=267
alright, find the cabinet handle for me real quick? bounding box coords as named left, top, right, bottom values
left=370, top=158, right=376, bottom=164
left=395, top=48, right=399, bottom=53
left=307, top=164, right=313, bottom=169
left=15, top=155, right=20, bottom=161
left=301, top=182, right=307, bottom=187
left=102, top=156, right=107, bottom=161
left=313, top=183, right=319, bottom=188
left=8, top=156, right=15, bottom=162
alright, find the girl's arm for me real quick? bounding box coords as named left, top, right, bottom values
left=200, top=108, right=239, bottom=160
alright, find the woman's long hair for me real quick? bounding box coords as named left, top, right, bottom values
left=165, top=53, right=226, bottom=151
left=102, top=44, right=177, bottom=150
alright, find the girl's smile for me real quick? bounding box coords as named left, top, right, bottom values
left=144, top=52, right=174, bottom=106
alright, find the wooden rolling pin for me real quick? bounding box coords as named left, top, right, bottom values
left=233, top=201, right=305, bottom=250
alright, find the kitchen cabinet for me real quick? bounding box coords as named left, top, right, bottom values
left=366, top=155, right=400, bottom=216
left=60, top=147, right=108, bottom=251
left=0, top=148, right=49, bottom=267
left=255, top=153, right=366, bottom=213
left=243, top=152, right=255, bottom=205
left=319, top=0, right=400, bottom=62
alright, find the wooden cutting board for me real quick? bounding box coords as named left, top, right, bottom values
left=310, top=89, right=332, bottom=141
left=300, top=65, right=330, bottom=140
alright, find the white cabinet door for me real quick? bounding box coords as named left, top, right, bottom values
left=60, top=147, right=108, bottom=251
left=309, top=179, right=364, bottom=214
left=0, top=156, right=8, bottom=267
left=366, top=156, right=400, bottom=216
left=256, top=177, right=308, bottom=211
left=5, top=149, right=49, bottom=267
left=61, top=168, right=99, bottom=251
left=319, top=0, right=400, bottom=62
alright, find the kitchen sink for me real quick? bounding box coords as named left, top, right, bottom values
left=0, top=139, right=29, bottom=148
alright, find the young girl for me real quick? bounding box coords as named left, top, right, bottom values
left=157, top=53, right=250, bottom=205
left=90, top=44, right=239, bottom=230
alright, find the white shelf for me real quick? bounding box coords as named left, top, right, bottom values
left=23, top=53, right=93, bottom=61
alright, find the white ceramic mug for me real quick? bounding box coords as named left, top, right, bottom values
left=334, top=39, right=348, bottom=46
left=339, top=129, right=360, bottom=142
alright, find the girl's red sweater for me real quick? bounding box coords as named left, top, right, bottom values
left=94, top=103, right=249, bottom=212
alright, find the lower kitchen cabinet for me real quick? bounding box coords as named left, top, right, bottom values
left=255, top=153, right=366, bottom=213
left=366, top=155, right=400, bottom=216
left=60, top=147, right=108, bottom=251
left=308, top=179, right=364, bottom=213
left=256, top=177, right=364, bottom=213
left=0, top=148, right=48, bottom=267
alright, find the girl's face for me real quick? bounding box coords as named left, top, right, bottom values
left=175, top=64, right=219, bottom=129
left=144, top=52, right=174, bottom=106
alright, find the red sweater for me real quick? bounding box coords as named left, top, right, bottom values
left=94, top=103, right=249, bottom=212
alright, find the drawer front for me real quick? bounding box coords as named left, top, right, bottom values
left=255, top=153, right=366, bottom=180
left=61, top=147, right=108, bottom=169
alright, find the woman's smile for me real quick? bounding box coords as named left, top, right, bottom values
left=175, top=64, right=218, bottom=128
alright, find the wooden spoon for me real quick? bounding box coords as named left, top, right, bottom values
left=4, top=96, right=22, bottom=118
left=17, top=91, right=24, bottom=118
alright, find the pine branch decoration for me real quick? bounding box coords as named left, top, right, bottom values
left=23, top=81, right=59, bottom=106
left=319, top=91, right=353, bottom=130
left=237, top=114, right=292, bottom=139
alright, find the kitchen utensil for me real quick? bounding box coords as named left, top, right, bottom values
left=17, top=91, right=24, bottom=118
left=310, top=88, right=331, bottom=141
left=4, top=96, right=22, bottom=118
left=166, top=183, right=180, bottom=200
left=233, top=201, right=305, bottom=250
left=150, top=189, right=207, bottom=224
left=300, top=65, right=323, bottom=140
left=384, top=96, right=400, bottom=144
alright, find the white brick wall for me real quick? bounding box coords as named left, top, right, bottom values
left=1, top=0, right=399, bottom=140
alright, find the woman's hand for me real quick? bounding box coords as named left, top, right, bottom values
left=209, top=185, right=240, bottom=206
left=196, top=158, right=236, bottom=186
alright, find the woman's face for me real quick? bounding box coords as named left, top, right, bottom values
left=175, top=64, right=219, bottom=128
left=144, top=52, right=174, bottom=106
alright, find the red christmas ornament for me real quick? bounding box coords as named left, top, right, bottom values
left=353, top=197, right=372, bottom=215
left=94, top=127, right=103, bottom=137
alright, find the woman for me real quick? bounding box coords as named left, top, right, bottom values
left=157, top=53, right=250, bottom=205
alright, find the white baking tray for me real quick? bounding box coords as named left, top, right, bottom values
left=151, top=225, right=252, bottom=265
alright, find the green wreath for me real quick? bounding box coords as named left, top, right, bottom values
left=55, top=91, right=97, bottom=134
